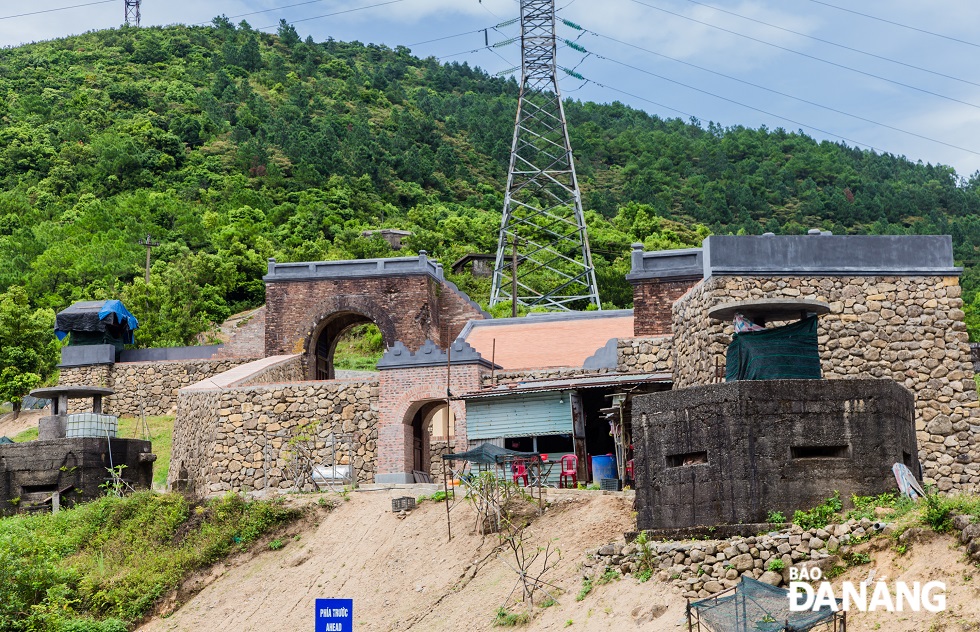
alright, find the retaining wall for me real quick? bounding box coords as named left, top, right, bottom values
left=58, top=357, right=260, bottom=417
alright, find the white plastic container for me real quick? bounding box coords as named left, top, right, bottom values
left=66, top=413, right=119, bottom=438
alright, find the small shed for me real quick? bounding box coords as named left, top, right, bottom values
left=461, top=373, right=671, bottom=485
left=55, top=300, right=139, bottom=350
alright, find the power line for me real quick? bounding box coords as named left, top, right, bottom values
left=409, top=28, right=489, bottom=48
left=584, top=72, right=889, bottom=154
left=803, top=0, right=980, bottom=50
left=625, top=0, right=980, bottom=112
left=192, top=0, right=336, bottom=26
left=0, top=0, right=114, bottom=21
left=679, top=0, right=980, bottom=90
left=579, top=29, right=980, bottom=157
left=256, top=0, right=410, bottom=30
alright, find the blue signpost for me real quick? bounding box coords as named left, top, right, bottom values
left=315, top=599, right=353, bottom=632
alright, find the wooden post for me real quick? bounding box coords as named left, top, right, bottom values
left=443, top=457, right=452, bottom=542
left=511, top=235, right=518, bottom=317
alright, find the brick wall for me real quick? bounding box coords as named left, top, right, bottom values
left=264, top=275, right=484, bottom=378
left=216, top=306, right=266, bottom=358
left=631, top=278, right=701, bottom=337
left=376, top=363, right=488, bottom=483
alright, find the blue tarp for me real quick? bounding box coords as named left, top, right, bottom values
left=55, top=299, right=139, bottom=344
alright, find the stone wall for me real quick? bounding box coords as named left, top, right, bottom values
left=616, top=336, right=673, bottom=373
left=235, top=354, right=304, bottom=386
left=170, top=378, right=379, bottom=495
left=59, top=357, right=260, bottom=417
left=587, top=518, right=888, bottom=600
left=480, top=367, right=608, bottom=388
left=429, top=440, right=452, bottom=479
left=670, top=275, right=979, bottom=492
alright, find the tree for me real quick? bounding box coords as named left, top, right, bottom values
left=0, top=287, right=59, bottom=417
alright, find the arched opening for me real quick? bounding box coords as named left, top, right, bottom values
left=409, top=401, right=449, bottom=476
left=309, top=311, right=384, bottom=380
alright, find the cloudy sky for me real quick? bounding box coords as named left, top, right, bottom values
left=5, top=0, right=980, bottom=178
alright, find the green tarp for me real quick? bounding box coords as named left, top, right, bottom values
left=725, top=316, right=822, bottom=381
left=689, top=575, right=841, bottom=631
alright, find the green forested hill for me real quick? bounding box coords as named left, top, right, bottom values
left=3, top=19, right=980, bottom=347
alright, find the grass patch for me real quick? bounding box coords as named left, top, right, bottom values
left=575, top=577, right=593, bottom=602
left=332, top=324, right=383, bottom=372
left=793, top=491, right=842, bottom=530
left=0, top=491, right=300, bottom=631
left=117, top=416, right=174, bottom=490
left=12, top=426, right=38, bottom=442
left=493, top=607, right=531, bottom=627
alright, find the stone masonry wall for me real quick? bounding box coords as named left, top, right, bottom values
left=671, top=275, right=979, bottom=492
left=170, top=378, right=379, bottom=495
left=616, top=336, right=673, bottom=373
left=59, top=357, right=260, bottom=417
left=429, top=440, right=452, bottom=479
left=480, top=367, right=609, bottom=388
left=235, top=354, right=305, bottom=386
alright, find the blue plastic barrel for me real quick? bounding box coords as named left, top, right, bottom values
left=591, top=454, right=617, bottom=482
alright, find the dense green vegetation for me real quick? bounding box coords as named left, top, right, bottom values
left=0, top=492, right=300, bottom=631
left=3, top=17, right=980, bottom=360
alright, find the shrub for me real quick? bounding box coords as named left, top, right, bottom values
left=767, top=558, right=785, bottom=572
left=765, top=510, right=786, bottom=523
left=793, top=492, right=842, bottom=530
left=923, top=492, right=953, bottom=533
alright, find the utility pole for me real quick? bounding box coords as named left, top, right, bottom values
left=137, top=234, right=159, bottom=284
left=490, top=0, right=601, bottom=312
left=124, top=0, right=141, bottom=27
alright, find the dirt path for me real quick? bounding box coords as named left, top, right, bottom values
left=138, top=489, right=980, bottom=632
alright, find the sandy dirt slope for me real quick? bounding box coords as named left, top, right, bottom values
left=0, top=410, right=43, bottom=439
left=139, top=489, right=980, bottom=632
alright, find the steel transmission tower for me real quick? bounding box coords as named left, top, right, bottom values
left=124, top=0, right=141, bottom=27
left=490, top=0, right=600, bottom=312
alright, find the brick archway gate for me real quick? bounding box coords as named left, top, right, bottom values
left=263, top=254, right=488, bottom=380
left=375, top=340, right=498, bottom=484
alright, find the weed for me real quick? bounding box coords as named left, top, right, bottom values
left=575, top=578, right=593, bottom=601
left=841, top=551, right=871, bottom=567
left=895, top=543, right=908, bottom=556
left=564, top=620, right=573, bottom=628
left=417, top=490, right=453, bottom=504
left=765, top=510, right=786, bottom=523
left=793, top=491, right=842, bottom=530
left=596, top=569, right=621, bottom=586
left=636, top=568, right=653, bottom=583
left=269, top=538, right=285, bottom=550
left=493, top=607, right=531, bottom=627
left=766, top=558, right=785, bottom=572
left=923, top=492, right=953, bottom=533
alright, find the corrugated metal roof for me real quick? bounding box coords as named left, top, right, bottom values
left=461, top=372, right=671, bottom=399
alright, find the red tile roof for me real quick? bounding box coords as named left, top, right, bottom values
left=461, top=313, right=635, bottom=370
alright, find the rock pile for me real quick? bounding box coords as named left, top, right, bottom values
left=585, top=519, right=882, bottom=599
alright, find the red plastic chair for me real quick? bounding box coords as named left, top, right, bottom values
left=559, top=454, right=578, bottom=488
left=512, top=459, right=529, bottom=486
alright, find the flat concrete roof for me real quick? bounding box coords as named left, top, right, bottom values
left=30, top=386, right=114, bottom=398
left=708, top=299, right=831, bottom=322
left=703, top=234, right=961, bottom=277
